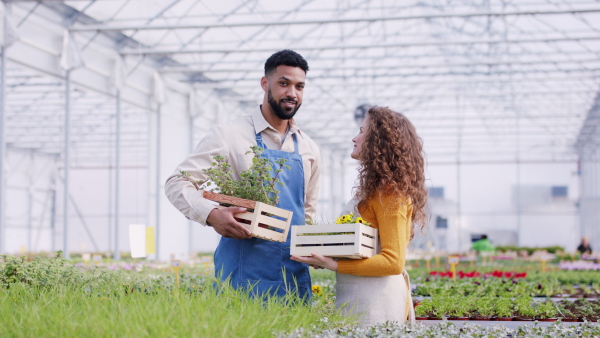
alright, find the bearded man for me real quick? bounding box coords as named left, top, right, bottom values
left=165, top=50, right=320, bottom=300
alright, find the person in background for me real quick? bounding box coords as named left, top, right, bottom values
left=471, top=234, right=495, bottom=254
left=292, top=106, right=427, bottom=325
left=577, top=236, right=592, bottom=255
left=165, top=49, right=320, bottom=300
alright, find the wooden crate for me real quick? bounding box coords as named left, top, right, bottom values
left=290, top=223, right=378, bottom=259
left=202, top=191, right=292, bottom=243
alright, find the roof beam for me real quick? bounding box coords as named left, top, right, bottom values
left=71, top=7, right=600, bottom=32
left=119, top=35, right=600, bottom=55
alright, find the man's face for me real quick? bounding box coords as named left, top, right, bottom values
left=263, top=65, right=305, bottom=120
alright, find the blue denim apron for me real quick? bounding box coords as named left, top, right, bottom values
left=214, top=132, right=311, bottom=300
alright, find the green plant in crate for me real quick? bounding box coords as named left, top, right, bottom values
left=514, top=296, right=536, bottom=319
left=179, top=146, right=290, bottom=206
left=535, top=299, right=558, bottom=319
left=493, top=297, right=514, bottom=318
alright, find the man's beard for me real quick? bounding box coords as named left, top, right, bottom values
left=268, top=88, right=301, bottom=120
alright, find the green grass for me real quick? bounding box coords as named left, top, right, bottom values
left=0, top=280, right=348, bottom=337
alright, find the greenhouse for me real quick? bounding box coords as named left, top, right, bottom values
left=1, top=0, right=599, bottom=336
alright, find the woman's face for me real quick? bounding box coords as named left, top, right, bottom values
left=351, top=116, right=369, bottom=160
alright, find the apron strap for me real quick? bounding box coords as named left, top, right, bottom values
left=292, top=133, right=299, bottom=154
left=403, top=270, right=416, bottom=324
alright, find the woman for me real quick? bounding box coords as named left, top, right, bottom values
left=291, top=106, right=427, bottom=326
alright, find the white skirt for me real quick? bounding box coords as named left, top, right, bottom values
left=335, top=270, right=416, bottom=326
left=335, top=198, right=416, bottom=326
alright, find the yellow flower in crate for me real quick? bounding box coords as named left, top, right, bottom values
left=335, top=212, right=371, bottom=226
left=312, top=285, right=323, bottom=296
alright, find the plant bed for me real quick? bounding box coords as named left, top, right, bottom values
left=492, top=317, right=514, bottom=321
left=290, top=223, right=378, bottom=259
left=203, top=191, right=292, bottom=242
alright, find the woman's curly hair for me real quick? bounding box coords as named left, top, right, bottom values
left=355, top=106, right=428, bottom=239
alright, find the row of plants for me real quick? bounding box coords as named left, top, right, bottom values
left=414, top=277, right=600, bottom=298
left=285, top=320, right=600, bottom=337
left=495, top=245, right=565, bottom=255
left=428, top=269, right=528, bottom=279
left=414, top=296, right=600, bottom=322
left=419, top=267, right=600, bottom=285
left=0, top=253, right=352, bottom=337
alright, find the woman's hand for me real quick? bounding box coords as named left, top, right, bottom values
left=291, top=253, right=338, bottom=271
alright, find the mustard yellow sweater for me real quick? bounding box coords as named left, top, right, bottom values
left=337, top=192, right=412, bottom=276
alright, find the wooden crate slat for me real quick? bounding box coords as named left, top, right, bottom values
left=252, top=226, right=285, bottom=242
left=293, top=224, right=363, bottom=234
left=259, top=203, right=293, bottom=219
left=292, top=246, right=369, bottom=258
left=360, top=235, right=377, bottom=248
left=255, top=214, right=288, bottom=230
left=202, top=190, right=257, bottom=209
left=293, top=234, right=357, bottom=245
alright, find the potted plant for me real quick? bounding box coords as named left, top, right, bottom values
left=415, top=298, right=433, bottom=320
left=429, top=297, right=452, bottom=320
left=447, top=296, right=472, bottom=320
left=470, top=296, right=494, bottom=320
left=535, top=299, right=558, bottom=321
left=492, top=297, right=514, bottom=321
left=556, top=303, right=579, bottom=322
left=178, top=146, right=293, bottom=242
left=514, top=296, right=536, bottom=321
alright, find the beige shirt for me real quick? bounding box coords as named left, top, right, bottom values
left=165, top=108, right=321, bottom=225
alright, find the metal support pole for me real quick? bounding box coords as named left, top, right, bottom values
left=0, top=47, right=6, bottom=255
left=113, top=90, right=121, bottom=260
left=50, top=186, right=56, bottom=252
left=28, top=152, right=33, bottom=252
left=156, top=104, right=161, bottom=259
left=188, top=107, right=194, bottom=258
left=63, top=70, right=71, bottom=259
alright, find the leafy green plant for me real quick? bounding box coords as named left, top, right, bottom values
left=448, top=296, right=472, bottom=317
left=430, top=297, right=453, bottom=319
left=536, top=299, right=558, bottom=319
left=493, top=297, right=514, bottom=318
left=473, top=296, right=494, bottom=317
left=514, top=296, right=536, bottom=318
left=415, top=299, right=433, bottom=317
left=179, top=146, right=290, bottom=206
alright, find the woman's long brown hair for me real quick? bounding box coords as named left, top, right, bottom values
left=355, top=106, right=428, bottom=238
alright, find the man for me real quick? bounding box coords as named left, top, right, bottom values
left=165, top=50, right=320, bottom=300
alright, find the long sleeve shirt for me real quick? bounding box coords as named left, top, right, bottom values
left=337, top=192, right=412, bottom=276
left=164, top=108, right=321, bottom=225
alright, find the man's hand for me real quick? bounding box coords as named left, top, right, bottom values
left=206, top=207, right=253, bottom=239
left=291, top=253, right=338, bottom=272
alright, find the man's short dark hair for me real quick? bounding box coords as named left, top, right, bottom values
left=264, top=49, right=309, bottom=76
